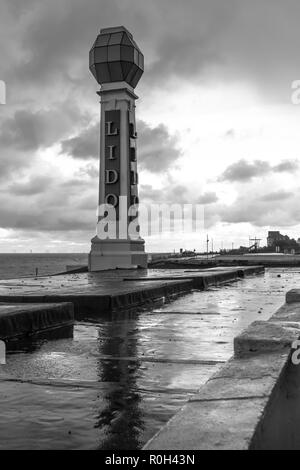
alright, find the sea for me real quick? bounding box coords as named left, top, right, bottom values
left=0, top=253, right=88, bottom=280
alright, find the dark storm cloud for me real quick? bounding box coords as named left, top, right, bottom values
left=0, top=207, right=93, bottom=231
left=138, top=121, right=182, bottom=172
left=218, top=196, right=299, bottom=227
left=0, top=201, right=93, bottom=231
left=8, top=175, right=55, bottom=196
left=0, top=104, right=89, bottom=152
left=219, top=159, right=298, bottom=182
left=0, top=110, right=54, bottom=151
left=61, top=119, right=182, bottom=172
left=142, top=0, right=300, bottom=100
left=61, top=123, right=98, bottom=159
left=0, top=176, right=97, bottom=232
left=0, top=150, right=34, bottom=181
left=203, top=189, right=300, bottom=229
left=4, top=0, right=300, bottom=99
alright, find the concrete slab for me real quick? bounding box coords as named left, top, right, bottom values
left=0, top=277, right=193, bottom=319
left=270, top=302, right=300, bottom=322
left=286, top=289, right=300, bottom=303
left=0, top=266, right=264, bottom=318
left=0, top=302, right=74, bottom=341
left=234, top=320, right=300, bottom=358
left=190, top=353, right=288, bottom=402
left=143, top=350, right=288, bottom=450
left=144, top=397, right=268, bottom=450
left=123, top=266, right=263, bottom=289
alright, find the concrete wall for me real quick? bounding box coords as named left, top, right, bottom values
left=250, top=358, right=300, bottom=449
left=144, top=289, right=300, bottom=450
left=217, top=254, right=300, bottom=267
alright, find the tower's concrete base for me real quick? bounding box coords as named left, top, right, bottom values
left=88, top=236, right=148, bottom=271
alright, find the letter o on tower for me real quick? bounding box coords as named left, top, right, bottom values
left=105, top=193, right=118, bottom=207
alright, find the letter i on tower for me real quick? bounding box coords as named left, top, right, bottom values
left=88, top=26, right=147, bottom=271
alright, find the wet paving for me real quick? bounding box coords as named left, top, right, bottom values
left=0, top=268, right=299, bottom=449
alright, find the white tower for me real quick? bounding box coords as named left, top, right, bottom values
left=88, top=26, right=147, bottom=271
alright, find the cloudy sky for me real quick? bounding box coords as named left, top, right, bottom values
left=1, top=0, right=300, bottom=253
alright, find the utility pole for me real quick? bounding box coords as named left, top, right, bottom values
left=206, top=234, right=209, bottom=260
left=249, top=237, right=261, bottom=252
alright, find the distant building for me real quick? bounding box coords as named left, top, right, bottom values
left=267, top=231, right=287, bottom=247
left=267, top=231, right=299, bottom=253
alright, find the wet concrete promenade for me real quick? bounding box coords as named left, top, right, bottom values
left=0, top=267, right=295, bottom=449
left=0, top=266, right=263, bottom=321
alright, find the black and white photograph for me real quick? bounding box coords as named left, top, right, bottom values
left=1, top=0, right=300, bottom=455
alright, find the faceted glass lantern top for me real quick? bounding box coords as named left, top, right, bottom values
left=89, top=26, right=144, bottom=89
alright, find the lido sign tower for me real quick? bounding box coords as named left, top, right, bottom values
left=88, top=26, right=147, bottom=271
